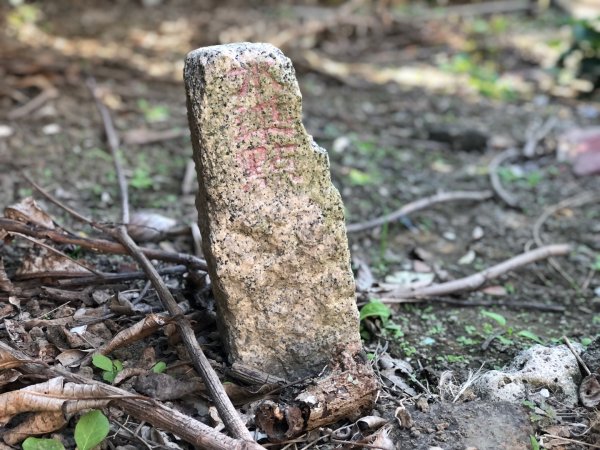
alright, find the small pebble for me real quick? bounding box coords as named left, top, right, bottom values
left=0, top=125, right=13, bottom=138
left=42, top=123, right=61, bottom=135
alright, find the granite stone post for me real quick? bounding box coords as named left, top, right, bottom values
left=184, top=43, right=362, bottom=379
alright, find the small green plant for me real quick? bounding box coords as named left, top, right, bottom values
left=347, top=168, right=374, bottom=186
left=526, top=170, right=543, bottom=187
left=498, top=167, right=544, bottom=188
left=92, top=354, right=123, bottom=383
left=137, top=99, right=170, bottom=123
left=592, top=255, right=600, bottom=271
left=504, top=282, right=516, bottom=295
left=22, top=437, right=65, bottom=450
left=130, top=166, right=153, bottom=189
left=152, top=361, right=167, bottom=373
left=517, top=330, right=544, bottom=344
left=530, top=435, right=540, bottom=450
left=480, top=310, right=507, bottom=327
left=359, top=299, right=404, bottom=339
left=74, top=410, right=109, bottom=450
left=457, top=335, right=477, bottom=346
left=440, top=53, right=515, bottom=99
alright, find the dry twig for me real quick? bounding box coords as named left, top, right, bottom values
left=533, top=191, right=597, bottom=288
left=346, top=190, right=493, bottom=233
left=562, top=335, right=591, bottom=377
left=8, top=88, right=58, bottom=120
left=0, top=218, right=207, bottom=270
left=488, top=147, right=520, bottom=209
left=381, top=244, right=572, bottom=302
left=87, top=77, right=130, bottom=225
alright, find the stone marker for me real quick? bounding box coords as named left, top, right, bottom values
left=184, top=43, right=362, bottom=378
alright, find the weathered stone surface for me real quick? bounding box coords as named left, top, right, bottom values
left=473, top=344, right=583, bottom=407
left=184, top=43, right=361, bottom=378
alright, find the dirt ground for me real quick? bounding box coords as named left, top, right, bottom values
left=1, top=1, right=599, bottom=449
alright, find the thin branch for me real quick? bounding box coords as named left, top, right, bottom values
left=523, top=117, right=557, bottom=158
left=381, top=244, right=572, bottom=302
left=11, top=232, right=102, bottom=277
left=436, top=298, right=565, bottom=312
left=8, top=88, right=58, bottom=120
left=346, top=190, right=493, bottom=233
left=562, top=335, right=591, bottom=376
left=541, top=435, right=600, bottom=449
left=533, top=191, right=597, bottom=288
left=533, top=192, right=597, bottom=247
left=87, top=77, right=130, bottom=225
left=54, top=265, right=188, bottom=288
left=488, top=147, right=520, bottom=209
left=22, top=171, right=96, bottom=227
left=0, top=218, right=207, bottom=270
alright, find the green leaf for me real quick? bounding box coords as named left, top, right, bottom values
left=359, top=299, right=391, bottom=322
left=92, top=354, right=114, bottom=372
left=517, top=330, right=544, bottom=344
left=102, top=371, right=116, bottom=383
left=152, top=361, right=167, bottom=373
left=348, top=169, right=373, bottom=186
left=480, top=310, right=506, bottom=327
left=113, top=360, right=123, bottom=372
left=530, top=435, right=540, bottom=450
left=22, top=437, right=65, bottom=450
left=592, top=255, right=600, bottom=271
left=74, top=410, right=109, bottom=450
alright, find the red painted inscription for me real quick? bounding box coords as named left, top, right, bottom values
left=228, top=62, right=301, bottom=190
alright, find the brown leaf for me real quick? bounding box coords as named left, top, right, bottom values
left=16, top=250, right=92, bottom=279
left=580, top=374, right=600, bottom=408
left=55, top=349, right=87, bottom=368
left=0, top=259, right=14, bottom=294
left=0, top=377, right=108, bottom=425
left=3, top=411, right=67, bottom=445
left=356, top=415, right=388, bottom=432
left=134, top=372, right=201, bottom=401
left=127, top=211, right=176, bottom=242
left=0, top=369, right=21, bottom=388
left=395, top=405, right=413, bottom=429
left=4, top=197, right=54, bottom=229
left=370, top=426, right=395, bottom=450
left=97, top=313, right=169, bottom=356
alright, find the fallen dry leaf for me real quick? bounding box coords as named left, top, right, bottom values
left=3, top=411, right=67, bottom=445
left=580, top=373, right=600, bottom=408
left=127, top=211, right=177, bottom=242
left=16, top=250, right=92, bottom=279
left=4, top=197, right=54, bottom=229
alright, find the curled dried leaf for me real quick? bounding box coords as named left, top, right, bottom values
left=16, top=251, right=92, bottom=279
left=370, top=425, right=395, bottom=450
left=3, top=411, right=67, bottom=445
left=394, top=405, right=413, bottom=429
left=356, top=415, right=388, bottom=432
left=98, top=313, right=168, bottom=356
left=580, top=374, right=600, bottom=408
left=4, top=197, right=54, bottom=229
left=127, top=211, right=176, bottom=242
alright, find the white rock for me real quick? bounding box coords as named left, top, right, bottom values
left=473, top=344, right=583, bottom=407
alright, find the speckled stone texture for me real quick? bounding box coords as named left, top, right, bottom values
left=184, top=43, right=361, bottom=379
